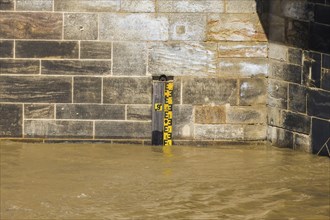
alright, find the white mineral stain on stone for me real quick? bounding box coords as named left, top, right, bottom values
left=240, top=62, right=268, bottom=75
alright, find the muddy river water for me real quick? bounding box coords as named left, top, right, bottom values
left=0, top=141, right=329, bottom=219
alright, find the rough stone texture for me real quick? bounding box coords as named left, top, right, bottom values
left=127, top=105, right=151, bottom=121
left=0, top=0, right=14, bottom=10
left=173, top=105, right=194, bottom=139
left=64, top=13, right=98, bottom=40
left=0, top=104, right=22, bottom=137
left=282, top=111, right=311, bottom=134
left=288, top=84, right=306, bottom=113
left=54, top=0, right=120, bottom=12
left=0, top=40, right=13, bottom=58
left=157, top=0, right=224, bottom=13
left=226, top=0, right=256, bottom=13
left=240, top=78, right=267, bottom=106
left=80, top=41, right=112, bottom=59
left=294, top=133, right=311, bottom=153
left=25, top=120, right=93, bottom=138
left=321, top=70, right=330, bottom=91
left=56, top=104, right=125, bottom=120
left=195, top=106, right=226, bottom=124
left=73, top=77, right=101, bottom=103
left=218, top=42, right=267, bottom=58
left=172, top=77, right=181, bottom=104
left=182, top=78, right=237, bottom=105
left=268, top=126, right=293, bottom=148
left=267, top=79, right=288, bottom=109
left=195, top=124, right=244, bottom=140
left=307, top=89, right=330, bottom=119
left=149, top=42, right=217, bottom=76
left=244, top=125, right=267, bottom=140
left=0, top=12, right=62, bottom=39
left=269, top=61, right=301, bottom=84
left=103, top=77, right=152, bottom=104
left=99, top=13, right=168, bottom=41
left=218, top=58, right=268, bottom=77
left=207, top=14, right=267, bottom=42
left=0, top=76, right=72, bottom=103
left=0, top=60, right=40, bottom=75
left=121, top=0, right=155, bottom=12
left=288, top=48, right=302, bottom=65
left=113, top=42, right=147, bottom=76
left=16, top=0, right=53, bottom=11
left=25, top=104, right=54, bottom=119
left=95, top=121, right=151, bottom=139
left=42, top=60, right=111, bottom=75
left=16, top=41, right=78, bottom=59
left=268, top=43, right=288, bottom=62
left=226, top=106, right=267, bottom=124
left=267, top=107, right=282, bottom=127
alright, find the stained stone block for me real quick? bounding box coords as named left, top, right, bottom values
left=0, top=0, right=14, bottom=10
left=294, top=133, right=311, bottom=153
left=269, top=61, right=301, bottom=84
left=288, top=48, right=302, bottom=65
left=226, top=106, right=267, bottom=124
left=157, top=0, right=224, bottom=13
left=148, top=42, right=217, bottom=76
left=267, top=107, right=282, bottom=127
left=195, top=106, right=226, bottom=124
left=80, top=41, right=112, bottom=59
left=54, top=0, right=120, bottom=12
left=218, top=58, right=268, bottom=77
left=0, top=104, right=22, bottom=137
left=121, top=0, right=155, bottom=12
left=25, top=120, right=93, bottom=138
left=103, top=77, right=152, bottom=104
left=218, top=42, right=267, bottom=58
left=182, top=78, right=237, bottom=105
left=172, top=77, right=181, bottom=104
left=95, top=121, right=151, bottom=139
left=16, top=41, right=78, bottom=59
left=64, top=13, right=98, bottom=40
left=321, top=71, right=330, bottom=91
left=113, top=42, right=147, bottom=76
left=268, top=43, right=288, bottom=62
left=268, top=126, right=293, bottom=148
left=56, top=104, right=125, bottom=120
left=99, top=13, right=168, bottom=41
left=282, top=111, right=311, bottom=134
left=0, top=76, right=72, bottom=103
left=288, top=84, right=306, bottom=113
left=307, top=89, right=330, bottom=119
left=0, top=12, right=62, bottom=39
left=207, top=14, right=267, bottom=42
left=127, top=105, right=151, bottom=121
left=0, top=60, right=39, bottom=75
left=281, top=0, right=312, bottom=21
left=168, top=14, right=206, bottom=41
left=226, top=0, right=256, bottom=13
left=267, top=79, right=288, bottom=109
left=16, top=0, right=53, bottom=11
left=42, top=60, right=111, bottom=75
left=24, top=104, right=54, bottom=119
left=240, top=78, right=267, bottom=106
left=0, top=40, right=13, bottom=58
left=244, top=125, right=267, bottom=140
left=73, top=77, right=101, bottom=103
left=173, top=105, right=193, bottom=139
left=195, top=124, right=244, bottom=140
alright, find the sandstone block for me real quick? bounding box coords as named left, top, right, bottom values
left=226, top=0, right=256, bottom=13
left=218, top=58, right=268, bottom=77
left=244, top=125, right=267, bottom=140
left=267, top=79, right=288, bottom=109
left=0, top=40, right=13, bottom=58
left=0, top=104, right=22, bottom=137
left=0, top=60, right=39, bottom=75
left=121, top=0, right=155, bottom=12
left=226, top=106, right=267, bottom=124
left=0, top=0, right=14, bottom=10
left=127, top=105, right=151, bottom=121
left=73, top=77, right=101, bottom=103
left=173, top=105, right=194, bottom=139
left=25, top=104, right=54, bottom=119
left=307, top=89, right=330, bottom=119
left=267, top=107, right=282, bottom=127
left=54, top=0, right=120, bottom=12
left=195, top=106, right=226, bottom=124
left=288, top=84, right=306, bottom=113
left=240, top=78, right=267, bottom=106
left=194, top=124, right=244, bottom=140
left=157, top=0, right=224, bottom=13
left=294, top=133, right=311, bottom=153
left=288, top=48, right=302, bottom=65
left=16, top=0, right=53, bottom=11
left=218, top=42, right=267, bottom=58
left=80, top=41, right=112, bottom=59
left=268, top=126, right=293, bottom=148
left=282, top=111, right=311, bottom=134
left=268, top=43, right=288, bottom=62
left=64, top=13, right=98, bottom=40
left=269, top=61, right=301, bottom=83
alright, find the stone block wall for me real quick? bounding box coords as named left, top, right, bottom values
left=0, top=0, right=268, bottom=143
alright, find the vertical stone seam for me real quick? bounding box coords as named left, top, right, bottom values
left=146, top=42, right=149, bottom=75
left=111, top=42, right=114, bottom=75
left=14, top=0, right=16, bottom=11
left=180, top=79, right=183, bottom=105
left=92, top=121, right=95, bottom=139
left=237, top=79, right=240, bottom=106
left=22, top=104, right=25, bottom=138
left=62, top=13, right=65, bottom=40
left=78, top=41, right=81, bottom=59
left=71, top=77, right=74, bottom=103
left=52, top=0, right=55, bottom=12
left=125, top=105, right=127, bottom=120
left=101, top=77, right=104, bottom=104
left=13, top=40, right=16, bottom=59
left=54, top=104, right=56, bottom=119
left=39, top=60, right=42, bottom=75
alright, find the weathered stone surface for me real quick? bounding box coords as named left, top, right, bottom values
left=42, top=60, right=111, bottom=75
left=173, top=105, right=193, bottom=139
left=16, top=41, right=78, bottom=59
left=148, top=42, right=217, bottom=76
left=268, top=43, right=288, bottom=62
left=16, top=0, right=53, bottom=11
left=207, top=14, right=267, bottom=42
left=56, top=104, right=125, bottom=120
left=0, top=12, right=62, bottom=39
left=288, top=48, right=302, bottom=65
left=195, top=106, right=226, bottom=124
left=267, top=79, right=288, bottom=109
left=113, top=42, right=147, bottom=76
left=54, top=0, right=120, bottom=12
left=169, top=14, right=206, bottom=41
left=226, top=0, right=256, bottom=13
left=25, top=104, right=54, bottom=119
left=121, top=0, right=155, bottom=12
left=64, top=13, right=98, bottom=40
left=294, top=133, right=311, bottom=153
left=282, top=111, right=311, bottom=134
left=281, top=0, right=312, bottom=21
left=240, top=78, right=267, bottom=106
left=0, top=60, right=39, bottom=74
left=226, top=106, right=267, bottom=124
left=267, top=107, right=282, bottom=127
left=182, top=78, right=237, bottom=105
left=80, top=41, right=112, bottom=59
left=0, top=76, right=72, bottom=103
left=269, top=61, right=301, bottom=83
left=95, top=121, right=151, bottom=139
left=0, top=104, right=22, bottom=137
left=268, top=126, right=293, bottom=148
left=307, top=89, right=330, bottom=119
left=321, top=71, right=330, bottom=91
left=288, top=84, right=306, bottom=113
left=218, top=58, right=268, bottom=77
left=0, top=40, right=13, bottom=58
left=157, top=0, right=224, bottom=13
left=195, top=124, right=244, bottom=140
left=218, top=42, right=267, bottom=58
left=127, top=105, right=151, bottom=121
left=244, top=125, right=267, bottom=140
left=25, top=120, right=93, bottom=138
left=0, top=0, right=14, bottom=10
left=172, top=77, right=181, bottom=104
left=99, top=13, right=168, bottom=41
left=103, top=77, right=152, bottom=104
left=73, top=77, right=101, bottom=103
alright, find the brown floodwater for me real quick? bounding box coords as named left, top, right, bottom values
left=0, top=141, right=329, bottom=220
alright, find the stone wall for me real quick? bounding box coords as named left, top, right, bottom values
left=263, top=0, right=330, bottom=156
left=0, top=0, right=268, bottom=143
